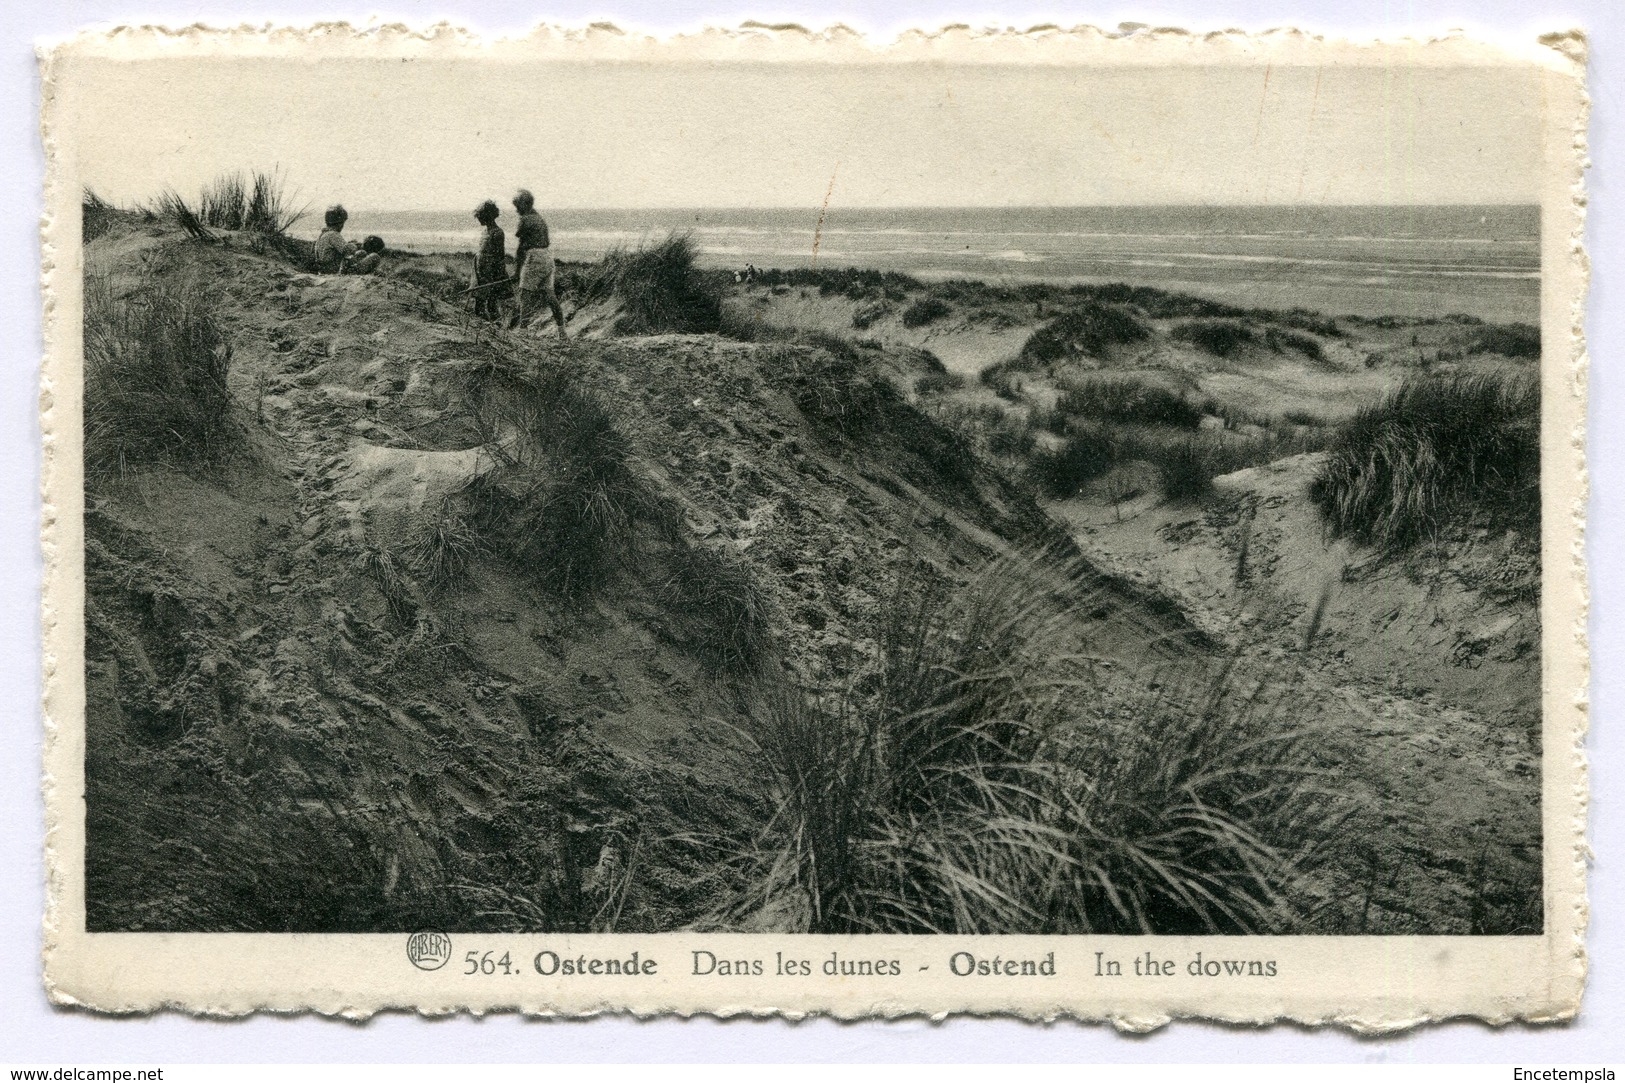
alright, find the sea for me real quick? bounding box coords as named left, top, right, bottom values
left=318, top=205, right=1540, bottom=324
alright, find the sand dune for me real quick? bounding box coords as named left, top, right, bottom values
left=79, top=216, right=1541, bottom=935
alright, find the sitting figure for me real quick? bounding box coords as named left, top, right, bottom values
left=312, top=204, right=384, bottom=275
left=350, top=234, right=386, bottom=275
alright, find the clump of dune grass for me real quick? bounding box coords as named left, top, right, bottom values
left=1174, top=320, right=1331, bottom=365
left=1056, top=377, right=1204, bottom=430
left=354, top=544, right=426, bottom=629
left=900, top=296, right=952, bottom=328
left=83, top=274, right=238, bottom=478
left=1059, top=284, right=1342, bottom=338
left=728, top=558, right=1342, bottom=934
left=752, top=265, right=923, bottom=300
left=914, top=370, right=965, bottom=396
left=983, top=367, right=1027, bottom=402
left=1173, top=319, right=1257, bottom=358
left=195, top=169, right=307, bottom=236
left=1032, top=422, right=1327, bottom=502
left=83, top=188, right=118, bottom=243
left=1310, top=372, right=1539, bottom=549
left=151, top=189, right=216, bottom=242
left=587, top=234, right=723, bottom=334
left=1265, top=326, right=1329, bottom=366
left=247, top=169, right=307, bottom=236
left=85, top=764, right=469, bottom=932
left=146, top=171, right=312, bottom=266
left=1018, top=302, right=1149, bottom=365
left=772, top=339, right=902, bottom=440
left=657, top=543, right=772, bottom=674
left=1471, top=323, right=1541, bottom=360
left=197, top=173, right=250, bottom=231
left=459, top=361, right=653, bottom=598
left=930, top=398, right=1034, bottom=458
left=1273, top=308, right=1344, bottom=338
left=1046, top=661, right=1341, bottom=933
left=714, top=321, right=910, bottom=442
left=851, top=300, right=892, bottom=330
left=921, top=401, right=1043, bottom=484
left=1030, top=430, right=1116, bottom=496
left=1155, top=437, right=1217, bottom=503
left=403, top=501, right=482, bottom=592
left=986, top=411, right=1037, bottom=457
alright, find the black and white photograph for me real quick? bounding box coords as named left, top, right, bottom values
left=62, top=40, right=1559, bottom=942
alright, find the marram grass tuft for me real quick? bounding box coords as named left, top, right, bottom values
left=1309, top=371, right=1539, bottom=548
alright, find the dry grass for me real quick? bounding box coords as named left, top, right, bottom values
left=1309, top=371, right=1540, bottom=548
left=727, top=557, right=1344, bottom=934
left=85, top=778, right=461, bottom=932
left=901, top=296, right=952, bottom=328
left=852, top=299, right=893, bottom=330
left=1265, top=326, right=1330, bottom=367
left=1472, top=323, right=1541, bottom=360
left=657, top=543, right=772, bottom=674
left=456, top=360, right=651, bottom=598
left=586, top=234, right=723, bottom=334
left=1056, top=377, right=1204, bottom=430
left=197, top=169, right=308, bottom=236
left=83, top=274, right=238, bottom=479
left=1154, top=436, right=1220, bottom=503
left=454, top=354, right=777, bottom=665
left=754, top=337, right=903, bottom=441
left=1016, top=302, right=1149, bottom=365
left=82, top=188, right=118, bottom=242
left=353, top=544, right=431, bottom=631
left=144, top=171, right=308, bottom=264
left=1174, top=320, right=1330, bottom=365
left=151, top=189, right=216, bottom=242
left=403, top=502, right=482, bottom=592
left=754, top=265, right=923, bottom=301
left=1172, top=319, right=1258, bottom=358
left=1032, top=423, right=1326, bottom=502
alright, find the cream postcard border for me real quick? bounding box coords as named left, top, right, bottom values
left=36, top=25, right=1590, bottom=1028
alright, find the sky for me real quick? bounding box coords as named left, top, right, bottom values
left=62, top=55, right=1544, bottom=210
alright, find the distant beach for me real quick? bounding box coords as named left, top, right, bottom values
left=319, top=204, right=1541, bottom=324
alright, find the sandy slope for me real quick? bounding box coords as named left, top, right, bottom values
left=83, top=228, right=1195, bottom=931
left=734, top=266, right=1544, bottom=932
left=1052, top=453, right=1542, bottom=933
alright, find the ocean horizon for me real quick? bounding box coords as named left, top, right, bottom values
left=311, top=204, right=1540, bottom=323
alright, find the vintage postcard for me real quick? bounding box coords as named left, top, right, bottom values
left=38, top=25, right=1588, bottom=1026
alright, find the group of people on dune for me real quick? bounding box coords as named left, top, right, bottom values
left=311, top=189, right=568, bottom=340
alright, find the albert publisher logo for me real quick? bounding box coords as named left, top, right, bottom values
left=407, top=931, right=452, bottom=971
